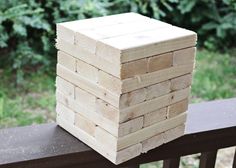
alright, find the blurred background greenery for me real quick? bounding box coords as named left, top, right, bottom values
left=0, top=0, right=235, bottom=128
left=0, top=0, right=235, bottom=167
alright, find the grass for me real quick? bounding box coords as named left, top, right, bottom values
left=0, top=48, right=235, bottom=129
left=0, top=71, right=56, bottom=128
left=191, top=49, right=236, bottom=102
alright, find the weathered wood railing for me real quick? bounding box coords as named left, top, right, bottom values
left=0, top=98, right=236, bottom=168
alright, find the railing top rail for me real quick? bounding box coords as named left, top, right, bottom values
left=0, top=98, right=236, bottom=168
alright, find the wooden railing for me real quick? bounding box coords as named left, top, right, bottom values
left=0, top=98, right=236, bottom=168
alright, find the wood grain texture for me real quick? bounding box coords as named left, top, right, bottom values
left=147, top=52, right=173, bottom=72
left=75, top=113, right=97, bottom=137
left=170, top=74, right=192, bottom=91
left=121, top=59, right=147, bottom=79
left=173, top=47, right=196, bottom=66
left=167, top=99, right=188, bottom=119
left=56, top=76, right=75, bottom=98
left=57, top=51, right=76, bottom=72
left=143, top=107, right=167, bottom=127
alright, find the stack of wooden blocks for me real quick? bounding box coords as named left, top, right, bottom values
left=55, top=13, right=197, bottom=164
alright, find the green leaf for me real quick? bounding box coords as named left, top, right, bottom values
left=177, top=0, right=197, bottom=14
left=13, top=23, right=27, bottom=36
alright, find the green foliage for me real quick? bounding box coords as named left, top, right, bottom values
left=0, top=71, right=56, bottom=128
left=191, top=49, right=236, bottom=102
left=0, top=0, right=235, bottom=83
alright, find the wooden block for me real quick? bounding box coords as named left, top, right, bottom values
left=56, top=76, right=75, bottom=98
left=98, top=70, right=122, bottom=95
left=76, top=58, right=99, bottom=83
left=97, top=26, right=196, bottom=63
left=95, top=98, right=119, bottom=123
left=167, top=99, right=188, bottom=118
left=56, top=13, right=197, bottom=164
left=120, top=87, right=190, bottom=123
left=57, top=64, right=120, bottom=108
left=142, top=124, right=185, bottom=153
left=122, top=63, right=194, bottom=93
left=171, top=74, right=192, bottom=91
left=116, top=143, right=142, bottom=164
left=75, top=112, right=96, bottom=136
left=56, top=40, right=121, bottom=77
left=173, top=47, right=196, bottom=66
left=170, top=87, right=190, bottom=104
left=56, top=91, right=119, bottom=136
left=146, top=80, right=171, bottom=100
left=142, top=132, right=164, bottom=153
left=75, top=87, right=96, bottom=111
left=56, top=13, right=148, bottom=44
left=57, top=51, right=76, bottom=72
left=163, top=124, right=185, bottom=143
left=57, top=116, right=118, bottom=164
left=143, top=107, right=167, bottom=127
left=147, top=52, right=173, bottom=72
left=118, top=117, right=144, bottom=137
left=121, top=58, right=147, bottom=79
left=120, top=88, right=146, bottom=109
left=56, top=102, right=75, bottom=123
left=117, top=112, right=187, bottom=150
left=95, top=126, right=118, bottom=151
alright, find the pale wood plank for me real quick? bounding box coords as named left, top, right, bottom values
left=97, top=70, right=122, bottom=95
left=118, top=116, right=144, bottom=137
left=146, top=80, right=171, bottom=101
left=97, top=26, right=196, bottom=63
left=142, top=132, right=164, bottom=153
left=122, top=63, right=194, bottom=93
left=76, top=58, right=99, bottom=83
left=56, top=91, right=119, bottom=136
left=57, top=51, right=76, bottom=72
left=121, top=58, right=147, bottom=79
left=117, top=112, right=187, bottom=150
left=170, top=73, right=192, bottom=91
left=75, top=86, right=96, bottom=111
left=56, top=40, right=121, bottom=77
left=142, top=124, right=185, bottom=153
left=71, top=19, right=170, bottom=64
left=95, top=98, right=119, bottom=123
left=119, top=87, right=190, bottom=123
left=167, top=99, right=188, bottom=119
left=57, top=64, right=120, bottom=108
left=95, top=126, right=118, bottom=152
left=116, top=143, right=142, bottom=164
left=57, top=116, right=118, bottom=164
left=143, top=107, right=167, bottom=127
left=120, top=88, right=146, bottom=109
left=74, top=111, right=97, bottom=137
left=56, top=13, right=148, bottom=45
left=147, top=52, right=173, bottom=72
left=56, top=76, right=75, bottom=98
left=56, top=102, right=75, bottom=124
left=163, top=124, right=185, bottom=144
left=173, top=47, right=196, bottom=66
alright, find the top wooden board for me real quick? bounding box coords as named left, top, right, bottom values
left=57, top=13, right=197, bottom=64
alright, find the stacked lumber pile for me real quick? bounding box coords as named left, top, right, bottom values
left=55, top=13, right=197, bottom=164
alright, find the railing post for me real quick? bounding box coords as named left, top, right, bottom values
left=199, top=150, right=217, bottom=168
left=163, top=158, right=180, bottom=168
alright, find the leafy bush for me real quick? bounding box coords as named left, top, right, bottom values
left=0, top=0, right=235, bottom=83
